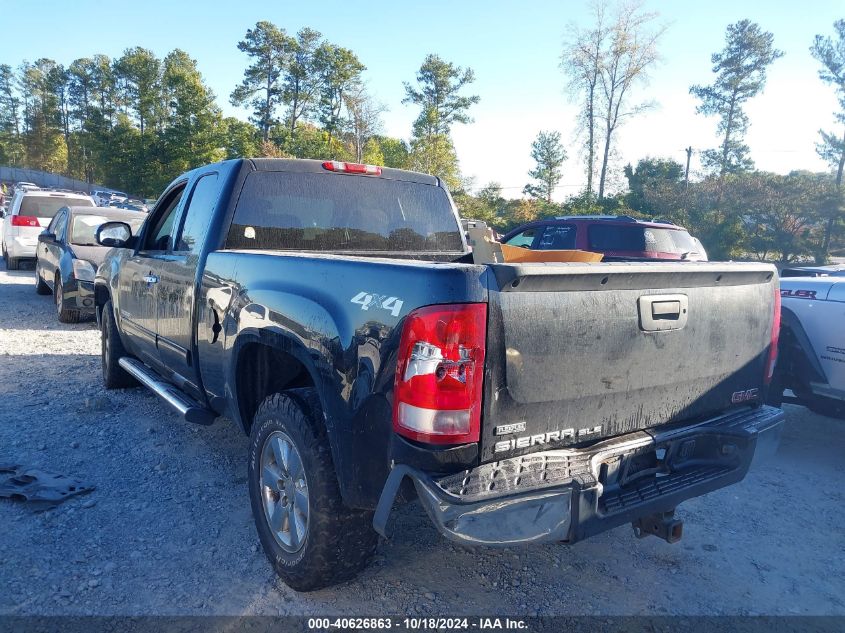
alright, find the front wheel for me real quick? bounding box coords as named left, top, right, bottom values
left=248, top=389, right=378, bottom=591
left=55, top=278, right=82, bottom=323
left=101, top=299, right=136, bottom=389
left=34, top=261, right=51, bottom=295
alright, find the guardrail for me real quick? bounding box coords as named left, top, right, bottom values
left=0, top=165, right=122, bottom=196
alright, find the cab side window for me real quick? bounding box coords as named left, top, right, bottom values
left=537, top=225, right=576, bottom=250
left=53, top=210, right=69, bottom=242
left=141, top=183, right=186, bottom=252
left=505, top=228, right=539, bottom=248
left=175, top=173, right=219, bottom=254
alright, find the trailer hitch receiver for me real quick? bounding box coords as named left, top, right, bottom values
left=632, top=510, right=683, bottom=544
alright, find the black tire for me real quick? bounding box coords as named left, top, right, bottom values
left=34, top=261, right=51, bottom=295
left=6, top=254, right=19, bottom=270
left=806, top=396, right=845, bottom=420
left=55, top=277, right=82, bottom=323
left=101, top=299, right=136, bottom=389
left=248, top=389, right=378, bottom=591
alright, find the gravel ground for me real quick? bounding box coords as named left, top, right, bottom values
left=1, top=260, right=844, bottom=616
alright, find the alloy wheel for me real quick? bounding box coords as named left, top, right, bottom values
left=259, top=430, right=309, bottom=553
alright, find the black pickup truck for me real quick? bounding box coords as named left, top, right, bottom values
left=94, top=158, right=784, bottom=591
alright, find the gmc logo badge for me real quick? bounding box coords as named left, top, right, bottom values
left=731, top=388, right=760, bottom=404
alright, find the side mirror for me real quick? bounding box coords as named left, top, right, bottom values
left=96, top=221, right=132, bottom=248
left=38, top=231, right=56, bottom=243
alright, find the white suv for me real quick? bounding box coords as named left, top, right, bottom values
left=1, top=190, right=95, bottom=269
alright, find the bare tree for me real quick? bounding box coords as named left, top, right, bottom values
left=343, top=83, right=386, bottom=162
left=561, top=2, right=608, bottom=198
left=563, top=1, right=664, bottom=200
left=595, top=2, right=665, bottom=199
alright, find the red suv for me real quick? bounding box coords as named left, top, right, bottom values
left=501, top=215, right=708, bottom=261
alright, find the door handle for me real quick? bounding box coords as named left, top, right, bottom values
left=143, top=274, right=159, bottom=284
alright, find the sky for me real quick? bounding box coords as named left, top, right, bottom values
left=2, top=0, right=842, bottom=199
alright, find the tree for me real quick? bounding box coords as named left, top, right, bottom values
left=690, top=20, right=783, bottom=176
left=810, top=19, right=845, bottom=262
left=159, top=50, right=225, bottom=183
left=283, top=27, right=323, bottom=135
left=19, top=59, right=68, bottom=173
left=623, top=157, right=684, bottom=213
left=230, top=21, right=294, bottom=142
left=738, top=172, right=834, bottom=262
left=403, top=54, right=480, bottom=139
left=114, top=48, right=162, bottom=138
left=561, top=2, right=608, bottom=197
left=67, top=57, right=103, bottom=182
left=0, top=64, right=24, bottom=166
left=403, top=54, right=479, bottom=189
left=368, top=135, right=409, bottom=169
left=114, top=48, right=163, bottom=193
left=595, top=2, right=664, bottom=199
left=408, top=133, right=460, bottom=190
left=344, top=83, right=385, bottom=162
left=523, top=130, right=567, bottom=202
left=315, top=43, right=365, bottom=157
left=222, top=116, right=260, bottom=158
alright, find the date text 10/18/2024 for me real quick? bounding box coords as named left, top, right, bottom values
left=307, top=617, right=529, bottom=630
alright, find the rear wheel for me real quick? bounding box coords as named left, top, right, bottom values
left=34, top=261, right=51, bottom=295
left=6, top=252, right=19, bottom=270
left=55, top=277, right=82, bottom=323
left=248, top=389, right=377, bottom=591
left=101, top=299, right=136, bottom=389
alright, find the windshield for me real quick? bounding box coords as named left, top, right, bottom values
left=226, top=171, right=464, bottom=252
left=20, top=196, right=94, bottom=218
left=70, top=214, right=145, bottom=246
left=588, top=224, right=699, bottom=255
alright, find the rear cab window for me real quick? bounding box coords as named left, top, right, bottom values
left=588, top=224, right=697, bottom=254
left=19, top=196, right=94, bottom=219
left=225, top=171, right=464, bottom=253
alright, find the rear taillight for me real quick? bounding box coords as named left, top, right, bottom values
left=11, top=215, right=39, bottom=227
left=322, top=160, right=382, bottom=175
left=765, top=283, right=782, bottom=384
left=393, top=303, right=487, bottom=445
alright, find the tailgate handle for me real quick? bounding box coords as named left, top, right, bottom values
left=638, top=294, right=688, bottom=332
left=652, top=300, right=681, bottom=320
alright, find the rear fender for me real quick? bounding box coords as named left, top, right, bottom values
left=780, top=307, right=827, bottom=385
left=227, top=327, right=351, bottom=498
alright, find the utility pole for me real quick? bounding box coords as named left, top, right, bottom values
left=684, top=146, right=693, bottom=188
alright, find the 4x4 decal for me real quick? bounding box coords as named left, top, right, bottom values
left=350, top=292, right=404, bottom=317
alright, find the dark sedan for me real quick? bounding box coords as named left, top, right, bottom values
left=35, top=206, right=146, bottom=322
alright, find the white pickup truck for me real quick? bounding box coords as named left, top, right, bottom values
left=769, top=276, right=845, bottom=418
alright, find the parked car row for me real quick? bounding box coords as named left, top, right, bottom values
left=1, top=189, right=97, bottom=270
